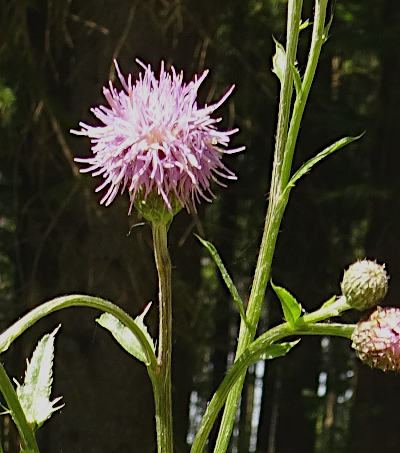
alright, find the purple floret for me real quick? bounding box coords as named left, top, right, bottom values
left=71, top=59, right=244, bottom=212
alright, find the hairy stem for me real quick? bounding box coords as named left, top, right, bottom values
left=281, top=0, right=329, bottom=188
left=151, top=223, right=174, bottom=453
left=213, top=1, right=303, bottom=451
left=191, top=320, right=354, bottom=453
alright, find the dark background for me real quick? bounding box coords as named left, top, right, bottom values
left=1, top=0, right=400, bottom=452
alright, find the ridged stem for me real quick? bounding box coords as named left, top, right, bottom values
left=212, top=1, right=303, bottom=451
left=191, top=320, right=355, bottom=453
left=212, top=1, right=329, bottom=451
left=151, top=223, right=174, bottom=453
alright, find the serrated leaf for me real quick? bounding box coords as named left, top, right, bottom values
left=272, top=37, right=286, bottom=83
left=286, top=133, right=364, bottom=192
left=15, top=326, right=63, bottom=430
left=261, top=339, right=301, bottom=360
left=97, top=302, right=155, bottom=365
left=290, top=62, right=302, bottom=96
left=195, top=235, right=247, bottom=324
left=271, top=281, right=302, bottom=327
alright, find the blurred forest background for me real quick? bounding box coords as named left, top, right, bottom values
left=1, top=0, right=400, bottom=452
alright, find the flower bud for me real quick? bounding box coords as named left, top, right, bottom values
left=351, top=306, right=400, bottom=372
left=341, top=260, right=388, bottom=310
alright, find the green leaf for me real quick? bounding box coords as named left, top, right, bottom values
left=272, top=37, right=286, bottom=83
left=96, top=302, right=155, bottom=365
left=195, top=235, right=247, bottom=324
left=290, top=61, right=302, bottom=96
left=286, top=133, right=364, bottom=192
left=261, top=339, right=301, bottom=360
left=299, top=18, right=310, bottom=31
left=320, top=295, right=337, bottom=309
left=271, top=281, right=302, bottom=327
left=14, top=326, right=63, bottom=430
left=323, top=14, right=334, bottom=43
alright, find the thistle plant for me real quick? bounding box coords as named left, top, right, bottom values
left=0, top=1, right=399, bottom=453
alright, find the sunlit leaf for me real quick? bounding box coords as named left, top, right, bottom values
left=195, top=235, right=247, bottom=324
left=272, top=37, right=286, bottom=83
left=261, top=339, right=301, bottom=360
left=299, top=18, right=311, bottom=31
left=323, top=14, right=334, bottom=43
left=320, top=295, right=337, bottom=309
left=271, top=281, right=302, bottom=327
left=96, top=302, right=155, bottom=365
left=14, top=326, right=64, bottom=430
left=286, top=133, right=364, bottom=191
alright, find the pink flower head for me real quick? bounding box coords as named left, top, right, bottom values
left=71, top=59, right=244, bottom=213
left=351, top=306, right=400, bottom=372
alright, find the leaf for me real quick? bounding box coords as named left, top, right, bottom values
left=14, top=326, right=64, bottom=430
left=271, top=281, right=302, bottom=327
left=272, top=37, right=286, bottom=83
left=320, top=295, right=337, bottom=309
left=290, top=62, right=302, bottom=96
left=261, top=339, right=301, bottom=360
left=286, top=133, right=364, bottom=191
left=299, top=18, right=310, bottom=31
left=323, top=14, right=334, bottom=43
left=96, top=302, right=155, bottom=365
left=195, top=235, right=247, bottom=324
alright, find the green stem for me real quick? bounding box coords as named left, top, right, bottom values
left=0, top=362, right=39, bottom=453
left=302, top=295, right=352, bottom=324
left=213, top=1, right=303, bottom=451
left=150, top=223, right=174, bottom=453
left=281, top=0, right=329, bottom=189
left=0, top=295, right=157, bottom=369
left=191, top=320, right=355, bottom=453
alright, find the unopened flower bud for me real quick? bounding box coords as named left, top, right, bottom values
left=341, top=260, right=388, bottom=310
left=351, top=306, right=400, bottom=372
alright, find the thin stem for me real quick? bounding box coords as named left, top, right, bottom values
left=151, top=223, right=174, bottom=453
left=213, top=1, right=303, bottom=451
left=191, top=321, right=355, bottom=453
left=0, top=362, right=39, bottom=453
left=281, top=0, right=329, bottom=189
left=302, top=295, right=352, bottom=324
left=0, top=295, right=157, bottom=369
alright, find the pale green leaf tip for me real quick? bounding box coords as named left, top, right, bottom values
left=299, top=18, right=310, bottom=31
left=16, top=325, right=63, bottom=429
left=271, top=36, right=286, bottom=81
left=138, top=301, right=152, bottom=320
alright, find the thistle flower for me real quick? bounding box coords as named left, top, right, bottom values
left=71, top=59, right=244, bottom=215
left=351, top=306, right=400, bottom=372
left=340, top=260, right=388, bottom=310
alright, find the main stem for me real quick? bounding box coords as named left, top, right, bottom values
left=151, top=223, right=174, bottom=453
left=213, top=1, right=303, bottom=451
